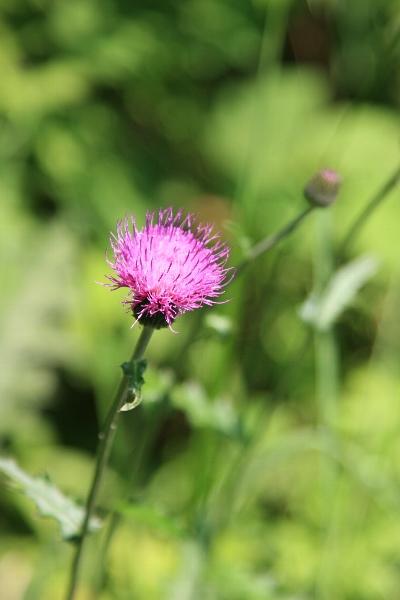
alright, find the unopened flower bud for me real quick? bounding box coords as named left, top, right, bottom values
left=304, top=168, right=342, bottom=207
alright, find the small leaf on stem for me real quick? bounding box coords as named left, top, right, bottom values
left=120, top=358, right=147, bottom=411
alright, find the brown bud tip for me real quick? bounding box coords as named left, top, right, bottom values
left=304, top=168, right=342, bottom=207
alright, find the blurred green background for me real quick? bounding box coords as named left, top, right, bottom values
left=1, top=0, right=400, bottom=598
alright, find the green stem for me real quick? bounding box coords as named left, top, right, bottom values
left=236, top=205, right=315, bottom=275
left=315, top=330, right=339, bottom=433
left=94, top=511, right=120, bottom=593
left=314, top=210, right=339, bottom=470
left=313, top=211, right=340, bottom=598
left=340, top=164, right=400, bottom=256
left=65, top=326, right=154, bottom=600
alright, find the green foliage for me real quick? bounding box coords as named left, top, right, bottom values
left=1, top=0, right=400, bottom=598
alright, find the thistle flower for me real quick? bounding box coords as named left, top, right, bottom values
left=107, top=208, right=232, bottom=328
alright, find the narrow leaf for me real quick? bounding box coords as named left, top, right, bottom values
left=300, top=255, right=378, bottom=330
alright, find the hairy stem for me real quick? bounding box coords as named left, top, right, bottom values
left=65, top=326, right=154, bottom=600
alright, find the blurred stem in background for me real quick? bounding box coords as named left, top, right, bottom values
left=236, top=205, right=314, bottom=274
left=340, top=163, right=400, bottom=257
left=65, top=326, right=154, bottom=600
left=313, top=209, right=341, bottom=599
left=314, top=210, right=339, bottom=431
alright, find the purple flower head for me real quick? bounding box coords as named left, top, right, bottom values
left=107, top=208, right=232, bottom=329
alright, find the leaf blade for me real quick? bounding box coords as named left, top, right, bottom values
left=0, top=457, right=101, bottom=540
